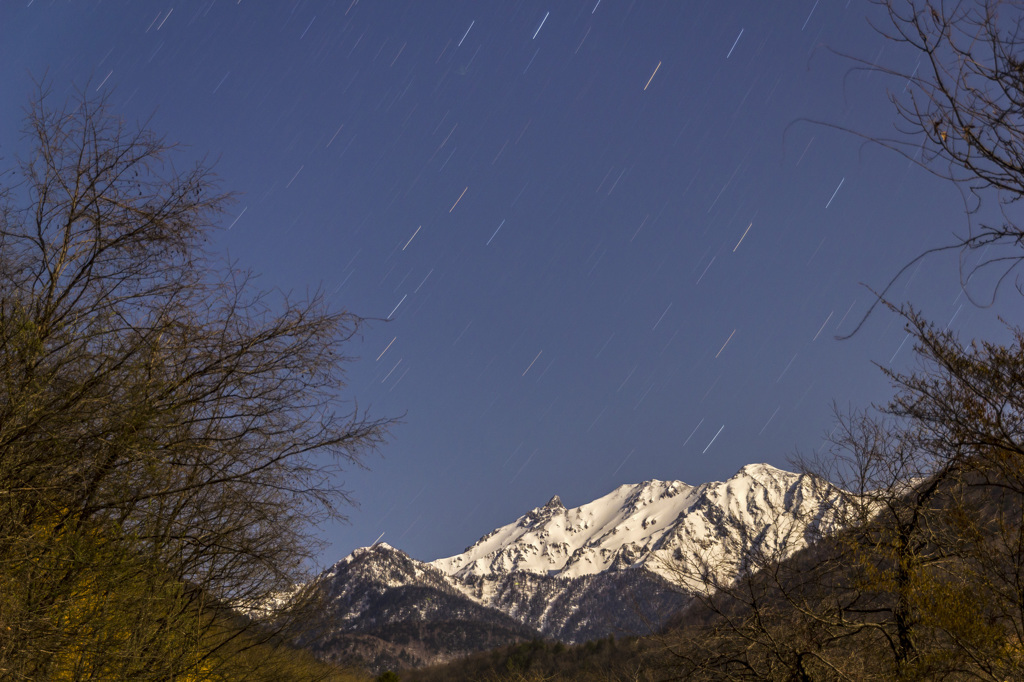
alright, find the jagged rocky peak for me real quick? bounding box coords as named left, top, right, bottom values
left=339, top=541, right=395, bottom=559
left=694, top=462, right=830, bottom=524
left=304, top=461, right=851, bottom=665
left=341, top=542, right=409, bottom=568
left=361, top=541, right=399, bottom=555
left=320, top=540, right=452, bottom=595
left=430, top=463, right=845, bottom=583
left=621, top=478, right=693, bottom=516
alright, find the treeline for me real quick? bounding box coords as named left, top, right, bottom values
left=658, top=317, right=1024, bottom=677
left=403, top=636, right=657, bottom=682
left=654, top=0, right=1024, bottom=676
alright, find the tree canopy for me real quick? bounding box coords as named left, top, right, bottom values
left=0, top=88, right=389, bottom=681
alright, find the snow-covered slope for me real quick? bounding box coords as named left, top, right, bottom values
left=432, top=478, right=693, bottom=579
left=432, top=463, right=844, bottom=588
left=303, top=463, right=847, bottom=664
left=304, top=543, right=540, bottom=672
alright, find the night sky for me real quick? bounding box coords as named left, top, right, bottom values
left=2, top=1, right=1018, bottom=566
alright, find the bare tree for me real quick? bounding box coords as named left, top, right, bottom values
left=653, top=479, right=880, bottom=681
left=0, top=87, right=390, bottom=680
left=651, top=3, right=1024, bottom=679
left=655, top=307, right=1024, bottom=680
left=831, top=0, right=1024, bottom=316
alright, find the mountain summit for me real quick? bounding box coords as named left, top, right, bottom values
left=303, top=463, right=845, bottom=671
left=431, top=462, right=841, bottom=588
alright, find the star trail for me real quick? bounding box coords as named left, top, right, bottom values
left=1, top=1, right=1016, bottom=566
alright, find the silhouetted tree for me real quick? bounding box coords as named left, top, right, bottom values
left=0, top=86, right=390, bottom=680
left=654, top=2, right=1024, bottom=675
left=830, top=0, right=1024, bottom=312
left=657, top=307, right=1024, bottom=680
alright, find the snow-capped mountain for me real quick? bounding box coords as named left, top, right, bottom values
left=433, top=463, right=843, bottom=592
left=303, top=463, right=845, bottom=670
left=300, top=543, right=540, bottom=672
left=431, top=478, right=694, bottom=580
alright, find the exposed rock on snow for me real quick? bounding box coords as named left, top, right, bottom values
left=306, top=463, right=847, bottom=654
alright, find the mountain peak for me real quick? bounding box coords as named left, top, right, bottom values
left=544, top=494, right=564, bottom=510
left=432, top=464, right=844, bottom=583
left=735, top=462, right=785, bottom=478
left=310, top=462, right=849, bottom=668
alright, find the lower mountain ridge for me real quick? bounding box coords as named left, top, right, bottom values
left=301, top=463, right=846, bottom=672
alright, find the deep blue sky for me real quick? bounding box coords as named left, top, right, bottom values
left=2, top=1, right=1018, bottom=565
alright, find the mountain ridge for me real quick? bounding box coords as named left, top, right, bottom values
left=301, top=462, right=846, bottom=671
left=430, top=462, right=842, bottom=588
